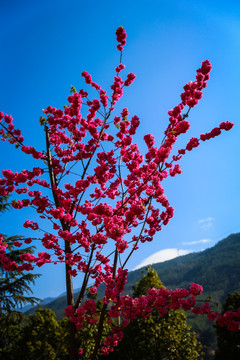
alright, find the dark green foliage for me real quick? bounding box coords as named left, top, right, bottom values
left=18, top=308, right=69, bottom=360
left=105, top=267, right=203, bottom=360
left=0, top=195, right=41, bottom=313
left=0, top=304, right=112, bottom=360
left=0, top=195, right=10, bottom=213
left=214, top=291, right=240, bottom=360
left=0, top=311, right=26, bottom=360
left=0, top=236, right=41, bottom=312
left=0, top=308, right=69, bottom=360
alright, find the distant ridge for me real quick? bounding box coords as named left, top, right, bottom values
left=130, top=232, right=240, bottom=299
left=26, top=233, right=240, bottom=320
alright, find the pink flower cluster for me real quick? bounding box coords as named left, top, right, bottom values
left=116, top=26, right=127, bottom=52
left=217, top=309, right=240, bottom=331
left=0, top=112, right=24, bottom=144
left=66, top=276, right=240, bottom=355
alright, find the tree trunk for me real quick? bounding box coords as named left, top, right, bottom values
left=45, top=125, right=78, bottom=359
left=65, top=243, right=78, bottom=360
left=91, top=303, right=108, bottom=360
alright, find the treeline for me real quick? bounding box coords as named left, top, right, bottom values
left=1, top=268, right=203, bottom=360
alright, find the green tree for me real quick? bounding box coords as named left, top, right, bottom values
left=0, top=311, right=25, bottom=360
left=214, top=291, right=240, bottom=360
left=0, top=195, right=40, bottom=312
left=17, top=308, right=69, bottom=360
left=0, top=195, right=43, bottom=359
left=106, top=267, right=203, bottom=360
left=0, top=308, right=69, bottom=360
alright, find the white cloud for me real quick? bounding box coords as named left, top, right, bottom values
left=182, top=238, right=212, bottom=245
left=198, top=217, right=215, bottom=230
left=133, top=248, right=191, bottom=270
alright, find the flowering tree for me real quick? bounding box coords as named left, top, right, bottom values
left=0, top=27, right=239, bottom=359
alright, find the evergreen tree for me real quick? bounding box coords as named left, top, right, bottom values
left=0, top=195, right=40, bottom=312
left=0, top=195, right=10, bottom=213
left=17, top=308, right=69, bottom=360
left=214, top=291, right=240, bottom=360
left=0, top=311, right=24, bottom=360
left=0, top=308, right=69, bottom=360
left=105, top=267, right=203, bottom=360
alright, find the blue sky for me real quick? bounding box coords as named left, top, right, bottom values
left=1, top=0, right=240, bottom=299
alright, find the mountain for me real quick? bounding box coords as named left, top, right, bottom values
left=25, top=233, right=240, bottom=358
left=27, top=232, right=240, bottom=315
left=131, top=232, right=240, bottom=300
left=20, top=296, right=55, bottom=313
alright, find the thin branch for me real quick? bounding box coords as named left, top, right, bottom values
left=74, top=244, right=96, bottom=310
left=122, top=197, right=153, bottom=269
left=118, top=155, right=125, bottom=206
left=0, top=122, right=24, bottom=148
